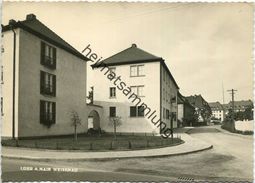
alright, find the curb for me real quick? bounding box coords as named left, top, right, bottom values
left=216, top=126, right=253, bottom=139
left=2, top=145, right=213, bottom=161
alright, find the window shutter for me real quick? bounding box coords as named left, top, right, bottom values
left=41, top=42, right=45, bottom=64
left=52, top=102, right=56, bottom=124
left=40, top=71, right=45, bottom=94
left=53, top=75, right=56, bottom=96
left=53, top=47, right=56, bottom=69
left=40, top=100, right=45, bottom=124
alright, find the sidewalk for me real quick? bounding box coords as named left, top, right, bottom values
left=2, top=132, right=212, bottom=161
left=213, top=125, right=253, bottom=139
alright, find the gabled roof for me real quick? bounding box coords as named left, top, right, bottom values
left=92, top=44, right=163, bottom=67
left=209, top=102, right=224, bottom=110
left=177, top=92, right=195, bottom=109
left=223, top=100, right=253, bottom=110
left=92, top=44, right=179, bottom=89
left=186, top=94, right=210, bottom=109
left=2, top=14, right=89, bottom=61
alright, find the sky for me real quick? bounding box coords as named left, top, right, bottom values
left=2, top=2, right=254, bottom=103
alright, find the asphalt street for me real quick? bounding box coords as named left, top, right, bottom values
left=2, top=126, right=253, bottom=182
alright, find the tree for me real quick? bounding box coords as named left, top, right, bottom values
left=70, top=110, right=81, bottom=141
left=86, top=86, right=94, bottom=104
left=109, top=116, right=122, bottom=140
left=244, top=107, right=253, bottom=120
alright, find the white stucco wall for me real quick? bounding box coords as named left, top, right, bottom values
left=3, top=28, right=88, bottom=138
left=91, top=61, right=161, bottom=134
left=177, top=104, right=184, bottom=121
left=2, top=29, right=20, bottom=138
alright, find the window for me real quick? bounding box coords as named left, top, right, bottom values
left=138, top=106, right=144, bottom=117
left=40, top=100, right=56, bottom=126
left=130, top=106, right=144, bottom=117
left=130, top=86, right=137, bottom=96
left=1, top=66, right=3, bottom=84
left=137, top=65, right=144, bottom=76
left=110, top=87, right=116, bottom=98
left=41, top=42, right=56, bottom=69
left=109, top=107, right=116, bottom=117
left=163, top=88, right=165, bottom=101
left=172, top=112, right=177, bottom=121
left=130, top=106, right=137, bottom=117
left=130, top=65, right=144, bottom=77
left=1, top=97, right=3, bottom=116
left=137, top=86, right=144, bottom=97
left=166, top=109, right=170, bottom=119
left=163, top=108, right=166, bottom=119
left=40, top=71, right=56, bottom=96
left=130, top=86, right=144, bottom=97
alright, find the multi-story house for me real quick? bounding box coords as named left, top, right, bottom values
left=186, top=94, right=212, bottom=124
left=91, top=44, right=179, bottom=135
left=209, top=101, right=225, bottom=122
left=177, top=92, right=196, bottom=127
left=1, top=14, right=89, bottom=138
left=223, top=100, right=253, bottom=113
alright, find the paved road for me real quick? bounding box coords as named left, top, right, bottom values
left=2, top=126, right=253, bottom=182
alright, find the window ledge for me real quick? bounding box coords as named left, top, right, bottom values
left=130, top=75, right=146, bottom=78
left=129, top=116, right=145, bottom=118
left=109, top=97, right=116, bottom=99
left=41, top=93, right=56, bottom=98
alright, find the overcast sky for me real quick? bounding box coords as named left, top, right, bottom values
left=3, top=2, right=254, bottom=103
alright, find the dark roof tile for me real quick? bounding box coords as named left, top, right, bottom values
left=2, top=14, right=89, bottom=61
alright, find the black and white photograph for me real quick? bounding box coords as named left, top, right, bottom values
left=1, top=2, right=254, bottom=182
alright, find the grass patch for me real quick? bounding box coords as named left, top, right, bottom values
left=2, top=134, right=183, bottom=151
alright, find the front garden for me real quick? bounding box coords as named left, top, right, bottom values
left=2, top=133, right=183, bottom=151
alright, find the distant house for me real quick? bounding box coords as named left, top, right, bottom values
left=177, top=92, right=196, bottom=127
left=223, top=100, right=253, bottom=113
left=91, top=44, right=179, bottom=135
left=209, top=102, right=225, bottom=122
left=1, top=14, right=90, bottom=138
left=186, top=95, right=212, bottom=124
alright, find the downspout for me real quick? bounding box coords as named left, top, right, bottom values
left=11, top=28, right=16, bottom=139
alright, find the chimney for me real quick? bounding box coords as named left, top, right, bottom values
left=26, top=14, right=36, bottom=21
left=131, top=43, right=137, bottom=48
left=9, top=19, right=16, bottom=26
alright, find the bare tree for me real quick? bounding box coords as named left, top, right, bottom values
left=109, top=116, right=122, bottom=140
left=70, top=110, right=81, bottom=141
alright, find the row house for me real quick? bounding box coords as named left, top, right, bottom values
left=177, top=92, right=196, bottom=127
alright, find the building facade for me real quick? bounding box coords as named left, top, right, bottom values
left=223, top=100, right=253, bottom=113
left=177, top=92, right=196, bottom=126
left=1, top=14, right=89, bottom=138
left=90, top=44, right=179, bottom=135
left=209, top=102, right=225, bottom=122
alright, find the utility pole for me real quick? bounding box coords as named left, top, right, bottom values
left=227, top=89, right=237, bottom=122
left=222, top=83, right=225, bottom=105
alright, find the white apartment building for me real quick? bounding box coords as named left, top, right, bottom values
left=1, top=14, right=89, bottom=138
left=209, top=102, right=225, bottom=122
left=90, top=44, right=179, bottom=135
